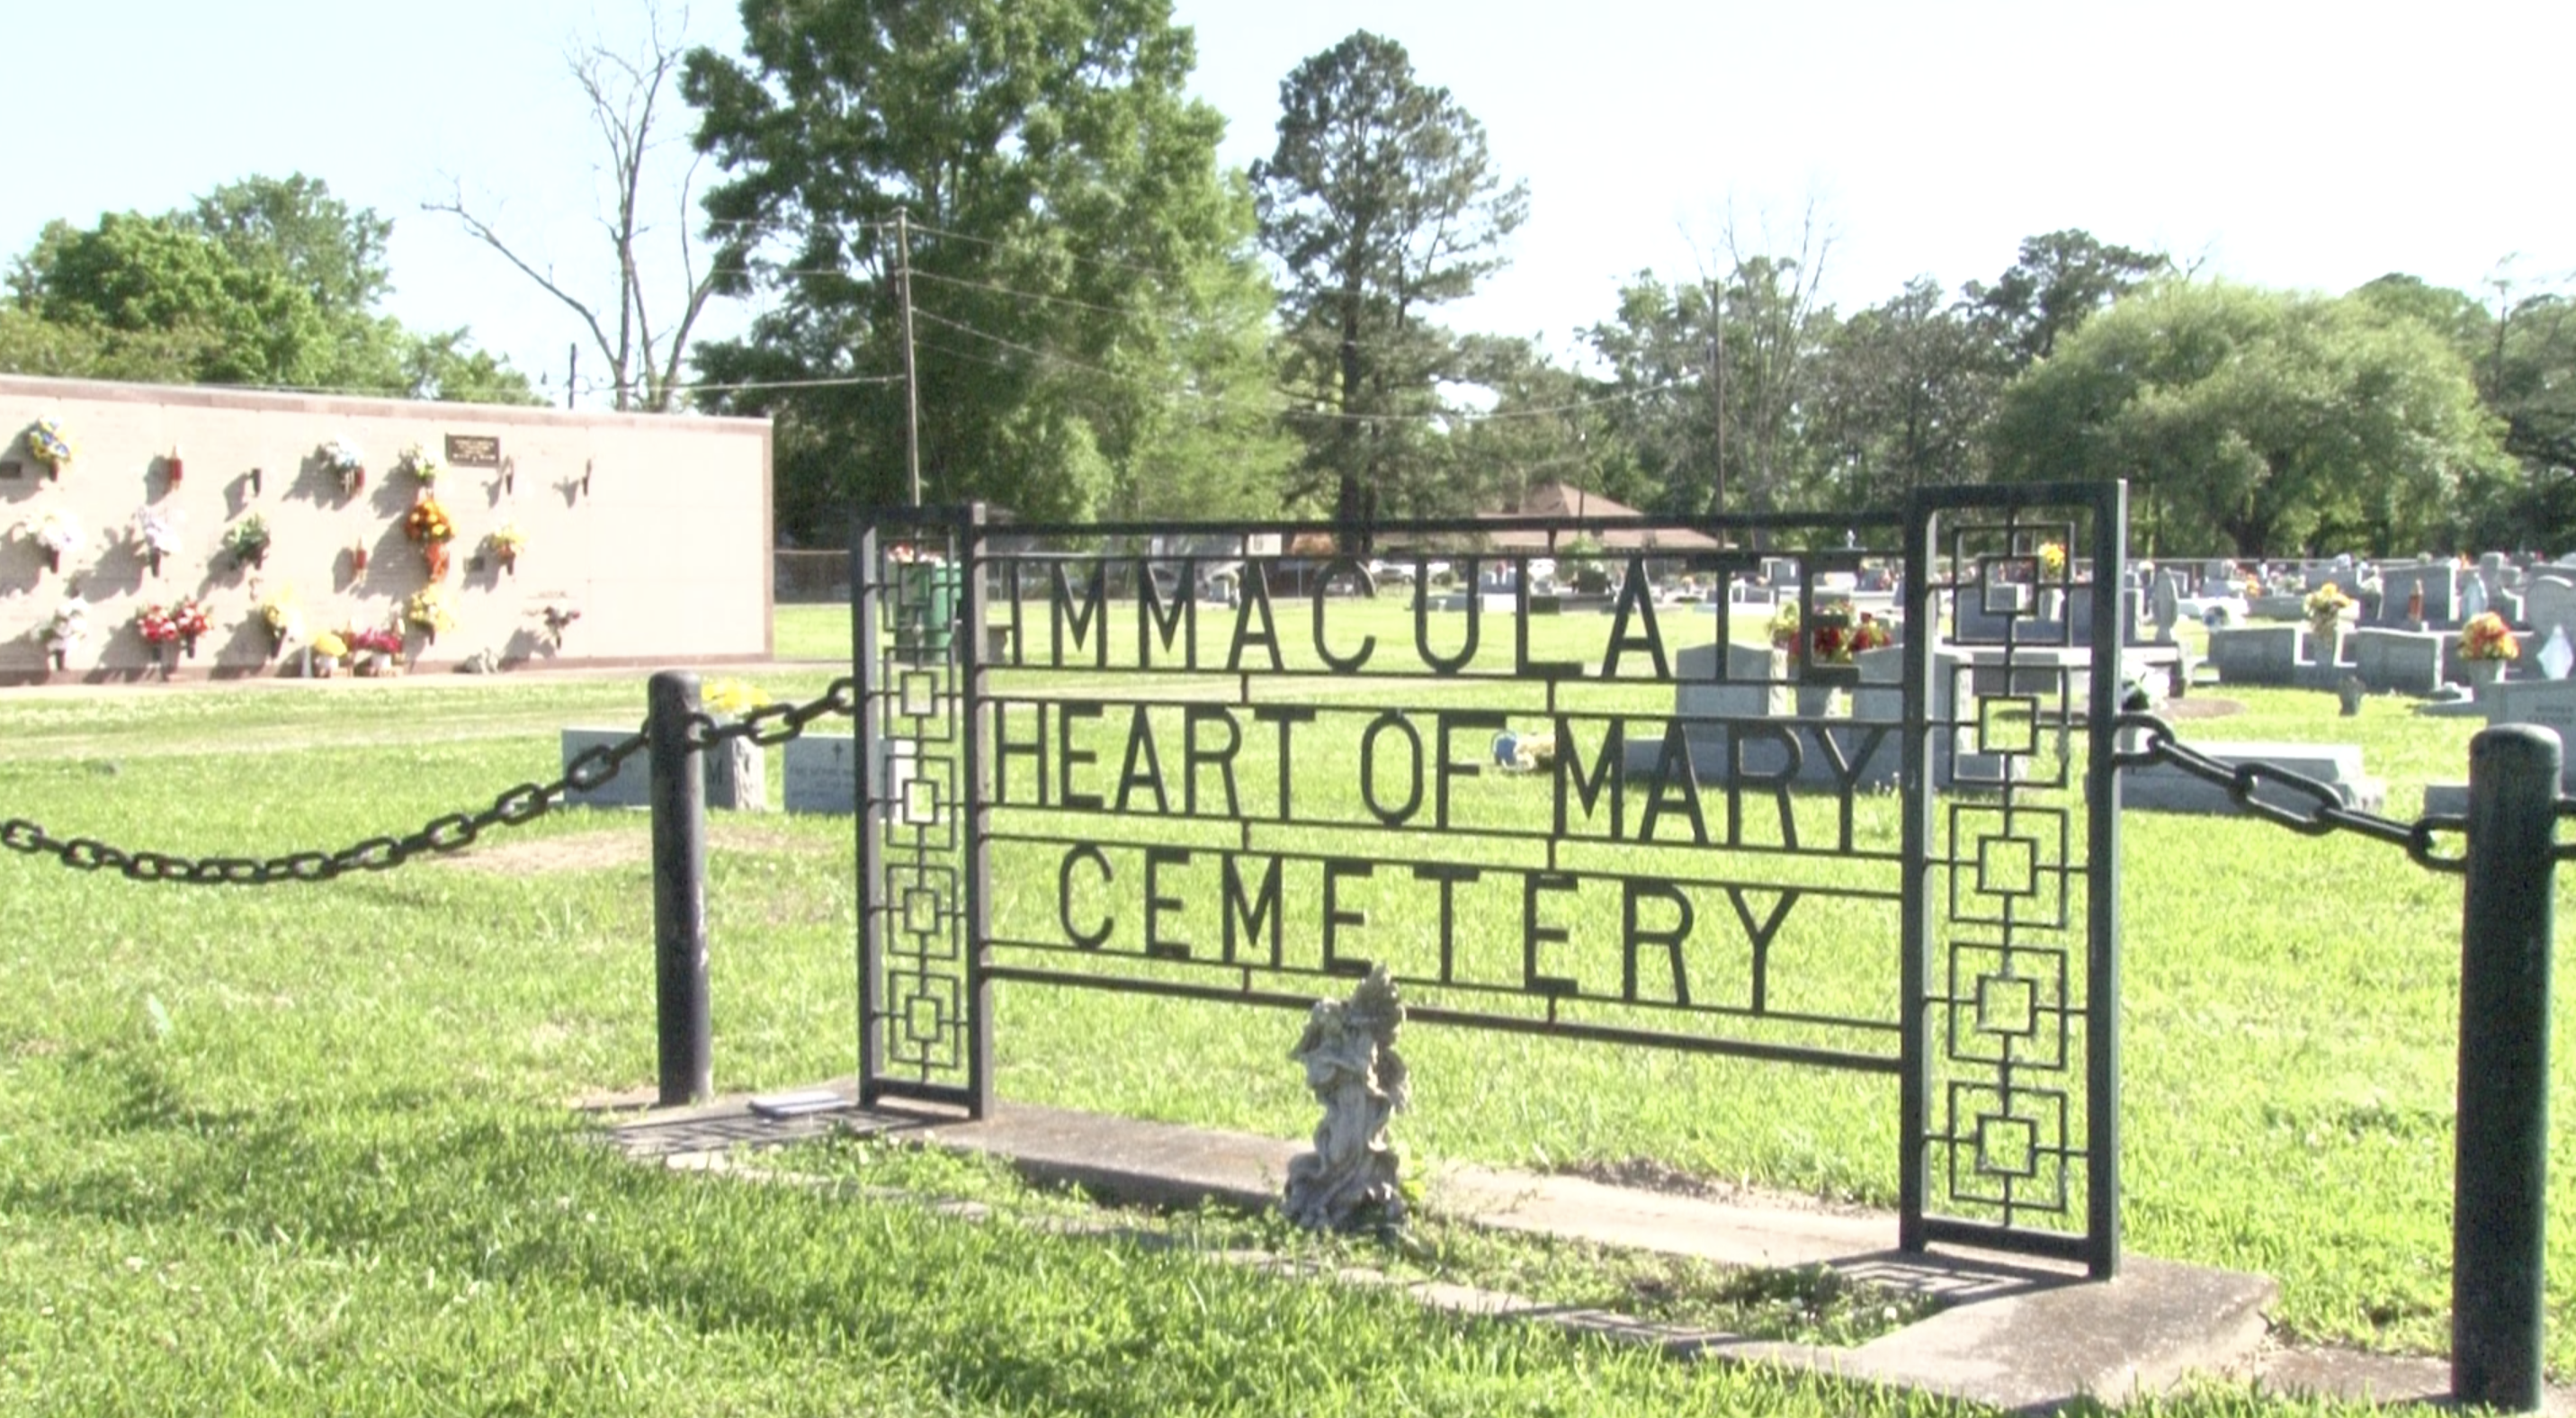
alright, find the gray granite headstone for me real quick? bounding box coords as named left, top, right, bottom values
left=2484, top=678, right=2576, bottom=790
left=560, top=728, right=765, bottom=811
left=2461, top=577, right=2489, bottom=623
left=2524, top=575, right=2576, bottom=644
left=783, top=736, right=860, bottom=814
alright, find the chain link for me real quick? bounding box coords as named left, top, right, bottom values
left=2116, top=713, right=2474, bottom=874
left=0, top=728, right=649, bottom=886
left=0, top=675, right=868, bottom=888
left=692, top=676, right=860, bottom=749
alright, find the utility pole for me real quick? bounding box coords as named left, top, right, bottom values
left=566, top=344, right=578, bottom=411
left=897, top=210, right=923, bottom=507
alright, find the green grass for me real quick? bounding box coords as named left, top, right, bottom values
left=0, top=601, right=2538, bottom=1414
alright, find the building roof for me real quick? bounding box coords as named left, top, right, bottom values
left=1478, top=482, right=1722, bottom=551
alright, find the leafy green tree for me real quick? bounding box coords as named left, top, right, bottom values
left=1810, top=276, right=1992, bottom=505
left=1964, top=229, right=2167, bottom=369
left=685, top=0, right=1285, bottom=537
left=1987, top=280, right=2506, bottom=556
left=2350, top=271, right=2576, bottom=549
left=1252, top=30, right=1527, bottom=534
left=1585, top=226, right=1838, bottom=527
left=4, top=174, right=533, bottom=402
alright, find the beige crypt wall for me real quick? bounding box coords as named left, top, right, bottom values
left=0, top=376, right=773, bottom=685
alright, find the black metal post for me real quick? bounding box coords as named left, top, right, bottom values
left=2454, top=723, right=2558, bottom=1412
left=649, top=670, right=713, bottom=1107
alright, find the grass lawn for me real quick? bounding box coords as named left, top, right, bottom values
left=0, top=600, right=2554, bottom=1414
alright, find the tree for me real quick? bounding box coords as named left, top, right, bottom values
left=1965, top=229, right=2167, bottom=369
left=5, top=174, right=533, bottom=402
left=685, top=0, right=1287, bottom=537
left=1584, top=213, right=1840, bottom=528
left=1986, top=280, right=2506, bottom=556
left=1809, top=276, right=1992, bottom=505
left=2357, top=271, right=2576, bottom=549
left=1252, top=30, right=1527, bottom=534
left=429, top=9, right=722, bottom=412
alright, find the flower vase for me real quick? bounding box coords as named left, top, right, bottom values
left=49, top=650, right=65, bottom=672
left=181, top=634, right=198, bottom=661
left=42, top=548, right=59, bottom=574
left=314, top=656, right=342, bottom=680
left=498, top=550, right=517, bottom=577
left=351, top=544, right=369, bottom=575
left=2307, top=619, right=2340, bottom=662
left=147, top=549, right=162, bottom=578
left=2467, top=658, right=2507, bottom=688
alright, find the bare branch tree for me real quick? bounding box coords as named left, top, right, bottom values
left=425, top=6, right=728, bottom=411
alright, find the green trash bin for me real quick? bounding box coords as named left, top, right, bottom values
left=893, top=561, right=960, bottom=661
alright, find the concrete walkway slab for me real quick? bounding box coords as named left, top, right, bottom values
left=597, top=1089, right=2523, bottom=1413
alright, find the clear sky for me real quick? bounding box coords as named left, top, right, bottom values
left=7, top=1, right=2569, bottom=395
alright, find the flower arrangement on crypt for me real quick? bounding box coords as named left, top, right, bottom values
left=42, top=601, right=87, bottom=669
left=137, top=597, right=213, bottom=659
left=320, top=438, right=366, bottom=495
left=2036, top=541, right=2068, bottom=579
left=130, top=507, right=183, bottom=576
left=1766, top=600, right=1801, bottom=650
left=1811, top=610, right=1895, bottom=664
left=257, top=585, right=303, bottom=656
left=23, top=418, right=72, bottom=478
left=486, top=521, right=528, bottom=573
left=2460, top=611, right=2520, bottom=662
left=308, top=628, right=349, bottom=677
left=20, top=508, right=85, bottom=573
left=221, top=514, right=273, bottom=571
left=2303, top=583, right=2354, bottom=640
left=398, top=443, right=442, bottom=487
left=346, top=624, right=406, bottom=675
left=402, top=585, right=455, bottom=643
left=702, top=678, right=771, bottom=721
left=404, top=496, right=456, bottom=579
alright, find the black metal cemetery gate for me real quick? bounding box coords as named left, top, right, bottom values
left=850, top=483, right=2128, bottom=1274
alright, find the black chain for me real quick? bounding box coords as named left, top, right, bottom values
left=0, top=729, right=649, bottom=886
left=0, top=676, right=869, bottom=888
left=691, top=677, right=861, bottom=749
left=2114, top=713, right=2472, bottom=874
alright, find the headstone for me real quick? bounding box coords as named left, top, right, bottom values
left=2375, top=563, right=2458, bottom=627
left=2150, top=574, right=2180, bottom=643
left=560, top=728, right=765, bottom=811
left=2121, top=740, right=2386, bottom=816
left=2522, top=575, right=2576, bottom=643
left=783, top=736, right=859, bottom=814
left=2200, top=560, right=2238, bottom=597
left=2348, top=628, right=2446, bottom=696
left=2461, top=576, right=2489, bottom=623
left=2485, top=678, right=2576, bottom=790
left=2206, top=625, right=2302, bottom=686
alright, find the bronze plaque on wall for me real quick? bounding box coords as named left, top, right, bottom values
left=444, top=434, right=501, bottom=468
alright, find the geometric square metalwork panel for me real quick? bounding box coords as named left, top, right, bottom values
left=888, top=971, right=965, bottom=1072
left=1976, top=695, right=2040, bottom=757
left=884, top=863, right=962, bottom=963
left=1941, top=1080, right=2070, bottom=1214
left=1945, top=940, right=2069, bottom=1070
left=1945, top=803, right=2070, bottom=929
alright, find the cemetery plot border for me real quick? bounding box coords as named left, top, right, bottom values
left=853, top=483, right=2130, bottom=1277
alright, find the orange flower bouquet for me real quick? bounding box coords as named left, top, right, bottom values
left=405, top=496, right=457, bottom=579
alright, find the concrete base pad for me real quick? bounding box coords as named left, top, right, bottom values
left=604, top=1090, right=2308, bottom=1411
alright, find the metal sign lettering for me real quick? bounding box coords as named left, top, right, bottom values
left=444, top=434, right=501, bottom=468
left=854, top=488, right=2127, bottom=1274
